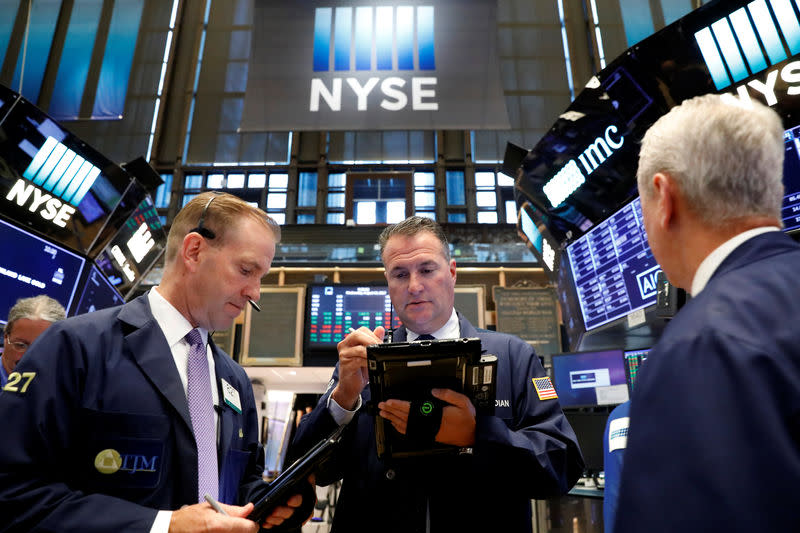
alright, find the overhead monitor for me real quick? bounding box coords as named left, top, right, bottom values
left=565, top=197, right=660, bottom=331
left=71, top=264, right=125, bottom=316
left=517, top=202, right=559, bottom=274
left=781, top=125, right=800, bottom=233
left=550, top=349, right=629, bottom=408
left=624, top=348, right=650, bottom=391
left=0, top=96, right=134, bottom=254
left=305, top=284, right=402, bottom=354
left=95, top=195, right=166, bottom=298
left=0, top=217, right=85, bottom=324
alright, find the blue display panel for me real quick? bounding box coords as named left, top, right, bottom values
left=781, top=125, right=800, bottom=232
left=551, top=349, right=629, bottom=408
left=72, top=264, right=124, bottom=315
left=566, top=197, right=661, bottom=331
left=95, top=195, right=166, bottom=298
left=0, top=96, right=135, bottom=254
left=305, top=284, right=403, bottom=352
left=0, top=217, right=85, bottom=324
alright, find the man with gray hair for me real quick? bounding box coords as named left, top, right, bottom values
left=2, top=295, right=65, bottom=388
left=615, top=94, right=800, bottom=532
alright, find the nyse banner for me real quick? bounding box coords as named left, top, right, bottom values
left=241, top=0, right=509, bottom=131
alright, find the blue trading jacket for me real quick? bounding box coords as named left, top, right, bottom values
left=294, top=312, right=584, bottom=533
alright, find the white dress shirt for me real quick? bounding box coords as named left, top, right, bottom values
left=690, top=227, right=779, bottom=296
left=147, top=287, right=220, bottom=533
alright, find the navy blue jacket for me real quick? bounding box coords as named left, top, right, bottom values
left=294, top=313, right=583, bottom=533
left=0, top=294, right=267, bottom=533
left=614, top=231, right=800, bottom=533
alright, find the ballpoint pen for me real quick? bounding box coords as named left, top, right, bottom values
left=204, top=493, right=229, bottom=516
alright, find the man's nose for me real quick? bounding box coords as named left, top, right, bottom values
left=408, top=272, right=424, bottom=294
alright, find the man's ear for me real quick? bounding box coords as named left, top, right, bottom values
left=652, top=172, right=677, bottom=231
left=449, top=258, right=457, bottom=284
left=181, top=232, right=204, bottom=273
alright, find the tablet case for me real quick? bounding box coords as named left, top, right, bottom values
left=366, top=337, right=497, bottom=460
left=249, top=424, right=345, bottom=523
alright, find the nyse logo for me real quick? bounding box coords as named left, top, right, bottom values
left=310, top=6, right=438, bottom=112
left=4, top=136, right=101, bottom=228
left=636, top=265, right=662, bottom=300
left=694, top=0, right=800, bottom=91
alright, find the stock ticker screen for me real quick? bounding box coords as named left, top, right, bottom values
left=73, top=265, right=124, bottom=315
left=566, top=197, right=661, bottom=331
left=306, top=284, right=402, bottom=350
left=0, top=217, right=85, bottom=323
left=781, top=125, right=800, bottom=232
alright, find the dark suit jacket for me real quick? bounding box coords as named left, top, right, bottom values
left=294, top=312, right=583, bottom=533
left=0, top=294, right=266, bottom=532
left=615, top=231, right=800, bottom=533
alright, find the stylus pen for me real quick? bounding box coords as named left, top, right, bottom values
left=248, top=299, right=262, bottom=312
left=204, top=493, right=229, bottom=516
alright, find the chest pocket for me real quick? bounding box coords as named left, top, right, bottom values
left=77, top=408, right=170, bottom=493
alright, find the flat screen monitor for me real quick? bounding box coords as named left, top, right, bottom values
left=565, top=197, right=661, bottom=331
left=72, top=264, right=125, bottom=316
left=551, top=349, right=629, bottom=408
left=0, top=217, right=85, bottom=324
left=780, top=125, right=800, bottom=233
left=562, top=411, right=610, bottom=474
left=518, top=203, right=559, bottom=274
left=0, top=97, right=134, bottom=254
left=305, top=284, right=402, bottom=353
left=95, top=195, right=166, bottom=298
left=624, top=348, right=650, bottom=391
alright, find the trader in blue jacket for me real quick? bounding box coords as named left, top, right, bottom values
left=0, top=192, right=311, bottom=532
left=614, top=95, right=800, bottom=532
left=294, top=216, right=583, bottom=533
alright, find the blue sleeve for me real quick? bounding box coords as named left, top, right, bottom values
left=603, top=402, right=629, bottom=533
left=469, top=336, right=584, bottom=498
left=0, top=325, right=158, bottom=532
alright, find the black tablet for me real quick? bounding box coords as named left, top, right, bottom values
left=366, top=337, right=496, bottom=459
left=249, top=424, right=345, bottom=523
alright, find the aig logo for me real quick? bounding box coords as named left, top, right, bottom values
left=636, top=265, right=662, bottom=301
left=310, top=6, right=438, bottom=112
left=694, top=0, right=800, bottom=91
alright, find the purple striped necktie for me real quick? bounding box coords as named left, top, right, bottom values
left=185, top=328, right=218, bottom=502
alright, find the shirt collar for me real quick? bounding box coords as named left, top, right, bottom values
left=407, top=308, right=460, bottom=340
left=691, top=226, right=779, bottom=296
left=148, top=287, right=208, bottom=348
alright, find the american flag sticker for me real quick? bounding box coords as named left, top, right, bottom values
left=533, top=377, right=558, bottom=400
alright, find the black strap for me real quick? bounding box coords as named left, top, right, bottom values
left=405, top=396, right=444, bottom=446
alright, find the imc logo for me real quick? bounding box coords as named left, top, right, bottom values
left=310, top=6, right=438, bottom=112
left=694, top=0, right=800, bottom=90
left=542, top=125, right=625, bottom=208
left=5, top=137, right=100, bottom=227
left=636, top=265, right=662, bottom=301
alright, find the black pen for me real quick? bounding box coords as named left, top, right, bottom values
left=204, top=493, right=229, bottom=516
left=248, top=299, right=261, bottom=312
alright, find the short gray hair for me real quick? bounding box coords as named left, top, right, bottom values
left=4, top=295, right=66, bottom=336
left=378, top=216, right=450, bottom=262
left=637, top=94, right=785, bottom=227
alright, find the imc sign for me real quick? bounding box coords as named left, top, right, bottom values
left=241, top=0, right=509, bottom=131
